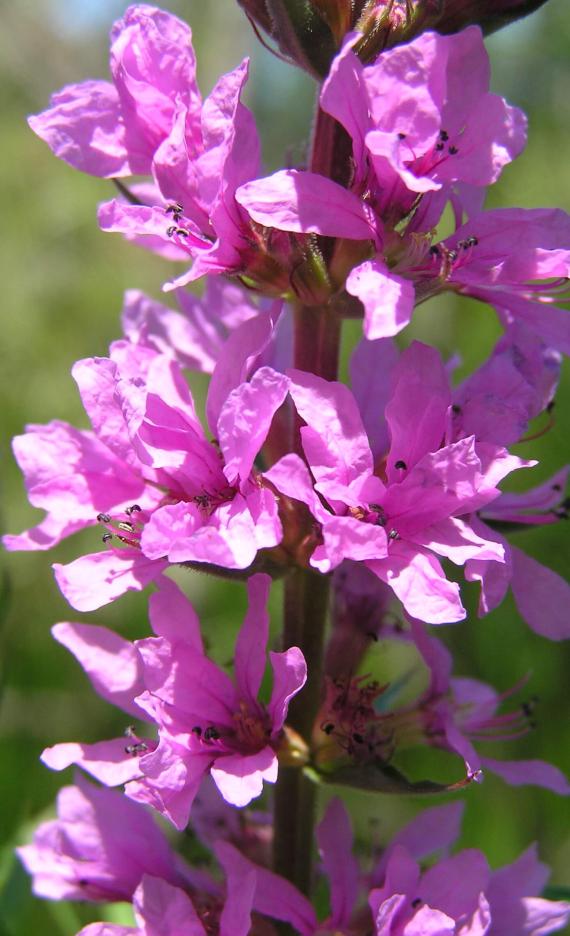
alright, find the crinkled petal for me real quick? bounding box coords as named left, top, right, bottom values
left=349, top=336, right=399, bottom=461
left=148, top=576, right=203, bottom=651
left=234, top=574, right=271, bottom=703
left=219, top=367, right=289, bottom=486
left=128, top=742, right=210, bottom=831
left=367, top=545, right=466, bottom=624
left=215, top=843, right=256, bottom=936
left=132, top=875, right=206, bottom=935
left=346, top=258, right=416, bottom=340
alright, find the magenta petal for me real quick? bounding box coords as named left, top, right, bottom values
left=480, top=757, right=570, bottom=795
left=41, top=738, right=143, bottom=785
left=288, top=369, right=373, bottom=493
left=384, top=341, right=450, bottom=481
left=219, top=366, right=289, bottom=485
left=29, top=80, right=130, bottom=177
left=234, top=574, right=271, bottom=703
left=215, top=842, right=317, bottom=936
left=420, top=849, right=490, bottom=921
left=315, top=515, right=388, bottom=573
left=148, top=576, right=203, bottom=652
left=346, top=258, right=416, bottom=339
left=268, top=648, right=307, bottom=731
left=510, top=547, right=570, bottom=641
left=349, top=337, right=399, bottom=461
left=128, top=743, right=211, bottom=831
left=53, top=550, right=167, bottom=612
left=52, top=622, right=145, bottom=719
left=215, top=843, right=256, bottom=936
left=367, top=545, right=466, bottom=624
left=211, top=747, right=278, bottom=807
left=316, top=798, right=359, bottom=928
left=236, top=169, right=378, bottom=241
left=132, top=876, right=205, bottom=934
left=264, top=454, right=330, bottom=523
left=375, top=802, right=464, bottom=882
left=206, top=303, right=281, bottom=431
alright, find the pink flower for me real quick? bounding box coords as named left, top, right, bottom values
left=39, top=574, right=306, bottom=827
left=5, top=320, right=287, bottom=611
left=17, top=777, right=192, bottom=903
left=128, top=573, right=306, bottom=827
left=266, top=342, right=523, bottom=623
left=320, top=27, right=526, bottom=224
left=28, top=6, right=202, bottom=178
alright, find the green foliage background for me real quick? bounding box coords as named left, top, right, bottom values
left=0, top=1, right=569, bottom=932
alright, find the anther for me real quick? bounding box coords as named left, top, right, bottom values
left=125, top=741, right=148, bottom=755
left=447, top=249, right=458, bottom=262
left=118, top=521, right=135, bottom=533
left=465, top=235, right=478, bottom=247
left=165, top=202, right=184, bottom=216
left=552, top=483, right=562, bottom=492
left=191, top=726, right=202, bottom=737
left=435, top=142, right=445, bottom=151
left=96, top=513, right=111, bottom=524
left=394, top=460, right=407, bottom=470
left=203, top=726, right=221, bottom=742
left=397, top=132, right=407, bottom=140
left=439, top=130, right=449, bottom=142
left=411, top=898, right=422, bottom=909
left=429, top=245, right=440, bottom=257
left=448, top=145, right=459, bottom=155
left=452, top=404, right=462, bottom=414
left=388, top=529, right=400, bottom=540
left=102, top=533, right=113, bottom=544
left=166, top=225, right=178, bottom=237
left=321, top=722, right=335, bottom=735
left=125, top=504, right=142, bottom=516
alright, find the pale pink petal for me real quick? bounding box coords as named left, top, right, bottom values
left=52, top=622, right=145, bottom=719
left=53, top=550, right=167, bottom=612
left=41, top=738, right=143, bottom=785
left=346, top=258, right=416, bottom=339
left=510, top=547, right=570, bottom=641
left=313, top=515, right=388, bottom=573
left=206, top=302, right=281, bottom=431
left=219, top=366, right=289, bottom=485
left=28, top=81, right=130, bottom=177
left=236, top=169, right=378, bottom=241
left=77, top=925, right=134, bottom=936
left=515, top=897, right=570, bottom=936
left=264, top=454, right=330, bottom=523
left=367, top=545, right=466, bottom=624
left=487, top=844, right=549, bottom=923
left=411, top=517, right=505, bottom=565
left=211, top=747, right=278, bottom=807
left=288, top=369, right=373, bottom=495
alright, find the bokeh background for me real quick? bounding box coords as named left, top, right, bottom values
left=1, top=1, right=569, bottom=933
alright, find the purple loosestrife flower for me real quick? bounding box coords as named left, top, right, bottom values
left=128, top=573, right=306, bottom=826
left=17, top=777, right=194, bottom=903
left=265, top=342, right=524, bottom=623
left=5, top=313, right=288, bottom=611
left=41, top=575, right=306, bottom=828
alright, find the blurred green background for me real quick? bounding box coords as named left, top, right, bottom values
left=0, top=1, right=569, bottom=933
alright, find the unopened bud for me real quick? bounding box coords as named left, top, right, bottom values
left=277, top=725, right=310, bottom=766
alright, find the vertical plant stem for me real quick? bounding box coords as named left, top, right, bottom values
left=274, top=569, right=330, bottom=896
left=272, top=95, right=347, bottom=906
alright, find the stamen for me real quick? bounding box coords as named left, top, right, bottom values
left=394, top=459, right=407, bottom=470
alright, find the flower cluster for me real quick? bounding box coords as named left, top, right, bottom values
left=9, top=2, right=570, bottom=935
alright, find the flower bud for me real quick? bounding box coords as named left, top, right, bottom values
left=434, top=0, right=551, bottom=35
